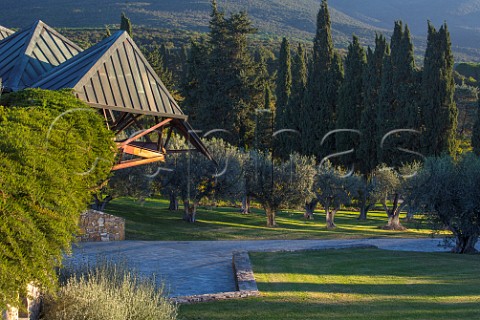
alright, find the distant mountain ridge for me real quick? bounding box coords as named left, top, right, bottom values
left=1, top=0, right=480, bottom=61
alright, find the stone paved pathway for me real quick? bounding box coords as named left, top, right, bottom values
left=68, top=238, right=478, bottom=297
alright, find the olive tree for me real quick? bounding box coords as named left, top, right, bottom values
left=373, top=163, right=420, bottom=230
left=412, top=155, right=480, bottom=253
left=374, top=165, right=405, bottom=230
left=158, top=138, right=245, bottom=222
left=0, top=89, right=115, bottom=310
left=310, top=162, right=360, bottom=229
left=92, top=166, right=154, bottom=211
left=245, top=152, right=315, bottom=227
left=155, top=134, right=192, bottom=211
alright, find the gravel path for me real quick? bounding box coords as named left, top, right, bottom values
left=68, top=238, right=477, bottom=297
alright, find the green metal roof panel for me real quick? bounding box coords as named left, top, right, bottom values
left=0, top=20, right=82, bottom=91
left=33, top=31, right=186, bottom=119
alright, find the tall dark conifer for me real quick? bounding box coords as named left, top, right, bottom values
left=377, top=21, right=421, bottom=165
left=182, top=38, right=210, bottom=125
left=376, top=42, right=393, bottom=164
left=275, top=38, right=292, bottom=120
left=186, top=1, right=261, bottom=147
left=357, top=34, right=388, bottom=220
left=274, top=37, right=293, bottom=158
left=304, top=0, right=337, bottom=160
left=420, top=22, right=457, bottom=157
left=289, top=44, right=308, bottom=154
left=358, top=34, right=387, bottom=175
left=204, top=0, right=229, bottom=133
left=120, top=12, right=132, bottom=37
left=336, top=35, right=366, bottom=166
left=226, top=11, right=262, bottom=147
left=255, top=85, right=274, bottom=153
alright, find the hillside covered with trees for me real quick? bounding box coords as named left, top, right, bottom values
left=2, top=0, right=480, bottom=61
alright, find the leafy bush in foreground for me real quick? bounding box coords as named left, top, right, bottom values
left=42, top=261, right=177, bottom=320
left=0, top=89, right=116, bottom=309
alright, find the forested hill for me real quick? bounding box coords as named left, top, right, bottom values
left=2, top=0, right=480, bottom=61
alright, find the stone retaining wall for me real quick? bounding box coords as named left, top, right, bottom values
left=232, top=251, right=259, bottom=292
left=172, top=251, right=260, bottom=304
left=77, top=210, right=125, bottom=242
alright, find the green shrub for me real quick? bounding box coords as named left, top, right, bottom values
left=0, top=89, right=116, bottom=309
left=42, top=261, right=177, bottom=320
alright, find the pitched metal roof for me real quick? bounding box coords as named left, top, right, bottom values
left=33, top=31, right=186, bottom=119
left=0, top=26, right=14, bottom=40
left=0, top=20, right=82, bottom=91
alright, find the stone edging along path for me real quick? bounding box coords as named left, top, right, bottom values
left=171, top=244, right=376, bottom=304
left=171, top=252, right=260, bottom=304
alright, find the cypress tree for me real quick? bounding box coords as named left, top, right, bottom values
left=336, top=35, right=366, bottom=167
left=420, top=22, right=458, bottom=157
left=291, top=44, right=308, bottom=111
left=330, top=52, right=345, bottom=119
left=289, top=44, right=308, bottom=154
left=377, top=21, right=421, bottom=165
left=274, top=37, right=293, bottom=158
left=377, top=22, right=403, bottom=165
left=275, top=37, right=292, bottom=118
left=120, top=12, right=132, bottom=37
left=253, top=48, right=272, bottom=99
left=376, top=42, right=393, bottom=164
left=304, top=0, right=336, bottom=160
left=358, top=34, right=387, bottom=175
left=255, top=85, right=274, bottom=153
left=357, top=35, right=388, bottom=220
left=472, top=98, right=480, bottom=156
left=398, top=25, right=422, bottom=163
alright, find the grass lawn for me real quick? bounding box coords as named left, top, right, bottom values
left=178, top=248, right=480, bottom=320
left=104, top=198, right=440, bottom=240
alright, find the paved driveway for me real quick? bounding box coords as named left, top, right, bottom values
left=67, top=238, right=476, bottom=297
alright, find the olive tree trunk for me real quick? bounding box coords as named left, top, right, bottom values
left=168, top=191, right=179, bottom=211
left=183, top=200, right=198, bottom=223
left=452, top=233, right=479, bottom=254
left=357, top=190, right=369, bottom=220
left=324, top=199, right=338, bottom=229
left=241, top=195, right=251, bottom=214
left=265, top=206, right=277, bottom=227
left=405, top=204, right=418, bottom=221
left=358, top=200, right=373, bottom=221
left=304, top=199, right=317, bottom=220
left=383, top=194, right=406, bottom=230
left=92, top=194, right=112, bottom=211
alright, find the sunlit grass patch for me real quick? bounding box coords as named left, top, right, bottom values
left=178, top=248, right=480, bottom=320
left=104, top=197, right=443, bottom=241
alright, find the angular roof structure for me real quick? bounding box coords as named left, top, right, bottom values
left=0, top=26, right=14, bottom=40
left=0, top=20, right=82, bottom=91
left=33, top=31, right=185, bottom=119
left=0, top=22, right=212, bottom=168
